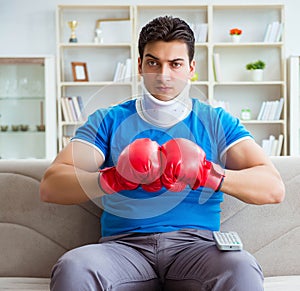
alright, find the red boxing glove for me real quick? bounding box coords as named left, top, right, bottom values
left=116, top=138, right=164, bottom=192
left=161, top=138, right=225, bottom=192
left=99, top=167, right=139, bottom=194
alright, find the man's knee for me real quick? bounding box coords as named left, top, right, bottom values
left=214, top=250, right=264, bottom=290
left=50, top=243, right=160, bottom=291
left=165, top=250, right=263, bottom=291
left=50, top=247, right=99, bottom=290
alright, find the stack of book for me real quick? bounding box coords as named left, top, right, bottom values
left=113, top=58, right=132, bottom=82
left=263, top=21, right=284, bottom=42
left=61, top=96, right=85, bottom=122
left=257, top=98, right=284, bottom=120
left=261, top=134, right=284, bottom=156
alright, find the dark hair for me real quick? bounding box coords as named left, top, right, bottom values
left=138, top=16, right=195, bottom=63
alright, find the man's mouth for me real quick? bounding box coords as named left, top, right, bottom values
left=156, top=86, right=172, bottom=92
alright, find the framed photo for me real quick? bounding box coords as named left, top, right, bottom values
left=71, top=62, right=89, bottom=82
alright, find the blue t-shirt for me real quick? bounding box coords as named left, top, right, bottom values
left=73, top=98, right=252, bottom=237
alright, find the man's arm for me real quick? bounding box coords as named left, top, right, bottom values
left=40, top=141, right=105, bottom=205
left=220, top=139, right=285, bottom=205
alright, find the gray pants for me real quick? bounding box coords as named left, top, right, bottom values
left=50, top=229, right=264, bottom=291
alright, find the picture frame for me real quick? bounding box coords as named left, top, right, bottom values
left=71, top=62, right=89, bottom=82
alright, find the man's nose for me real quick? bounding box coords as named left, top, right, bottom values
left=157, top=64, right=171, bottom=81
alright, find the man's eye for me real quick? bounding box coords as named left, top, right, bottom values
left=148, top=60, right=158, bottom=66
left=172, top=62, right=182, bottom=68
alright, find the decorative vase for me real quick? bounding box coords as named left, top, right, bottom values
left=231, top=34, right=241, bottom=43
left=251, top=69, right=264, bottom=82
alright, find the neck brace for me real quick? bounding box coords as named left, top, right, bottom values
left=136, top=79, right=192, bottom=128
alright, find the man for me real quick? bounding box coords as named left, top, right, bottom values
left=40, top=16, right=285, bottom=290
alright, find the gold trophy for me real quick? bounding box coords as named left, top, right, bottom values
left=68, top=20, right=78, bottom=43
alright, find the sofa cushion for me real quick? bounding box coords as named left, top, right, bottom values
left=264, top=275, right=300, bottom=291
left=0, top=277, right=50, bottom=290
left=1, top=275, right=299, bottom=290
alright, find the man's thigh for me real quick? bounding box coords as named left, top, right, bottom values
left=51, top=242, right=160, bottom=291
left=162, top=230, right=263, bottom=291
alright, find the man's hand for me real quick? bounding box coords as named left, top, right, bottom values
left=98, top=166, right=139, bottom=194
left=161, top=138, right=225, bottom=192
left=99, top=138, right=164, bottom=194
left=116, top=138, right=163, bottom=192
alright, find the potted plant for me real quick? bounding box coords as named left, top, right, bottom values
left=246, top=60, right=266, bottom=81
left=229, top=28, right=242, bottom=43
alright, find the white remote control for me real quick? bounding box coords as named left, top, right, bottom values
left=213, top=231, right=243, bottom=251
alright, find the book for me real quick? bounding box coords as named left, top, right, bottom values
left=67, top=97, right=77, bottom=122
left=274, top=98, right=284, bottom=120
left=77, top=96, right=85, bottom=120
left=124, top=58, right=132, bottom=82
left=275, top=23, right=284, bottom=42
left=263, top=23, right=272, bottom=42
left=113, top=59, right=132, bottom=82
left=268, top=21, right=280, bottom=43
left=61, top=98, right=71, bottom=122
left=257, top=101, right=266, bottom=120
left=213, top=53, right=222, bottom=82
left=271, top=139, right=278, bottom=156
left=113, top=62, right=123, bottom=82
left=276, top=134, right=284, bottom=156
left=261, top=101, right=272, bottom=120
left=268, top=100, right=279, bottom=120
left=257, top=98, right=284, bottom=120
left=264, top=22, right=283, bottom=42
left=72, top=96, right=83, bottom=122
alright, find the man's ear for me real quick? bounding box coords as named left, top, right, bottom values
left=138, top=57, right=142, bottom=75
left=189, top=59, right=196, bottom=78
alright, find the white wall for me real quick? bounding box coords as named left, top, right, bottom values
left=0, top=0, right=299, bottom=57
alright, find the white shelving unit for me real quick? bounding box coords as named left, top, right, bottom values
left=288, top=56, right=300, bottom=156
left=56, top=4, right=287, bottom=155
left=0, top=56, right=56, bottom=159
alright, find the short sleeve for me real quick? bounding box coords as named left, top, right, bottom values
left=71, top=109, right=111, bottom=159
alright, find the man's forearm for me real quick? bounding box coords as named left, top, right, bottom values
left=40, top=163, right=103, bottom=205
left=221, top=165, right=285, bottom=205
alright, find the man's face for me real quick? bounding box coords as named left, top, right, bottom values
left=138, top=40, right=195, bottom=101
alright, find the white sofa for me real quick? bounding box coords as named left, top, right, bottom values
left=0, top=157, right=299, bottom=290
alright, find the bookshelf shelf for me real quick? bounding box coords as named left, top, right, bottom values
left=213, top=81, right=285, bottom=86
left=241, top=120, right=284, bottom=125
left=60, top=82, right=133, bottom=87
left=59, top=43, right=132, bottom=48
left=213, top=42, right=283, bottom=47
